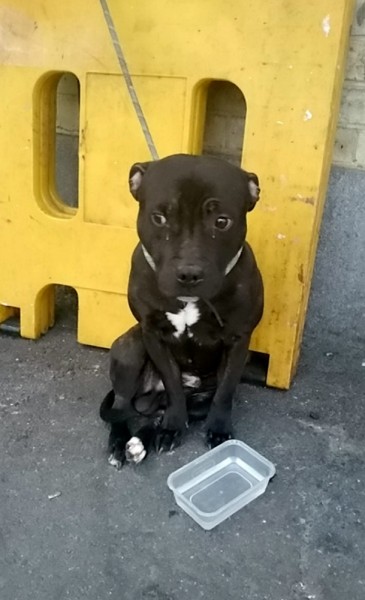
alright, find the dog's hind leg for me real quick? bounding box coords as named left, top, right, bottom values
left=125, top=418, right=161, bottom=465
left=109, top=325, right=148, bottom=413
left=102, top=325, right=163, bottom=467
left=108, top=421, right=131, bottom=469
left=99, top=390, right=131, bottom=468
left=100, top=326, right=147, bottom=468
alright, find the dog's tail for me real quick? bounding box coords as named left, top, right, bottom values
left=99, top=389, right=121, bottom=423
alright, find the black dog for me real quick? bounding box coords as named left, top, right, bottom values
left=100, top=154, right=263, bottom=468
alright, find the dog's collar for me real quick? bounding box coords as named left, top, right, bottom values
left=141, top=244, right=243, bottom=276
left=224, top=247, right=243, bottom=276
left=141, top=245, right=157, bottom=271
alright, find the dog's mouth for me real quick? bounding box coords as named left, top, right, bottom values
left=158, top=275, right=224, bottom=303
left=177, top=295, right=200, bottom=302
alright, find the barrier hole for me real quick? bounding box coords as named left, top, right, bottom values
left=55, top=74, right=80, bottom=208
left=55, top=286, right=78, bottom=333
left=0, top=306, right=20, bottom=335
left=242, top=351, right=270, bottom=387
left=34, top=72, right=80, bottom=216
left=201, top=81, right=246, bottom=166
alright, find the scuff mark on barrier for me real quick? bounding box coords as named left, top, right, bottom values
left=304, top=109, right=313, bottom=121
left=322, top=14, right=331, bottom=37
left=291, top=195, right=315, bottom=206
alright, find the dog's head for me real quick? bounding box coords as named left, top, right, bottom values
left=129, top=154, right=260, bottom=300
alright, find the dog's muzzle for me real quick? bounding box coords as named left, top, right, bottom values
left=141, top=245, right=242, bottom=277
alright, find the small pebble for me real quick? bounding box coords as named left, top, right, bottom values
left=309, top=411, right=320, bottom=420
left=48, top=492, right=62, bottom=500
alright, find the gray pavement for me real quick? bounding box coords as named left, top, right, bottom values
left=1, top=166, right=364, bottom=600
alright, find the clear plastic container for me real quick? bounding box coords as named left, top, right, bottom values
left=167, top=439, right=276, bottom=530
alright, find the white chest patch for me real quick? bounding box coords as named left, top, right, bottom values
left=165, top=302, right=200, bottom=338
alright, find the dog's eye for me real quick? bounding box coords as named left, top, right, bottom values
left=214, top=216, right=232, bottom=231
left=151, top=213, right=167, bottom=227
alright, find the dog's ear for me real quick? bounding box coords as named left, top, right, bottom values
left=129, top=162, right=151, bottom=199
left=247, top=172, right=260, bottom=211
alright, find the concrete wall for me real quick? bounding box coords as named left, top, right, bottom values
left=334, top=0, right=365, bottom=168
left=304, top=166, right=365, bottom=346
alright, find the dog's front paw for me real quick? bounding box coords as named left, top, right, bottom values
left=154, top=407, right=188, bottom=453
left=206, top=409, right=233, bottom=449
left=206, top=429, right=233, bottom=449
left=155, top=428, right=182, bottom=453
left=162, top=406, right=188, bottom=431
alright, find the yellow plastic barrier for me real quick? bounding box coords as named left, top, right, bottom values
left=0, top=1, right=354, bottom=388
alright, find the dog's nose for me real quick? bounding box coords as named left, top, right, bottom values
left=176, top=265, right=204, bottom=286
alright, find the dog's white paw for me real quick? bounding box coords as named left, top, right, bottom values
left=108, top=453, right=123, bottom=470
left=125, top=437, right=147, bottom=465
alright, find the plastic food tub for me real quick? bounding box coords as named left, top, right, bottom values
left=167, top=439, right=276, bottom=530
